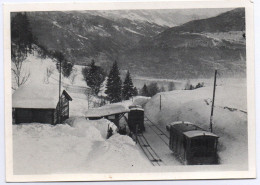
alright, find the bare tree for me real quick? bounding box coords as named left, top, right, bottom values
left=44, top=66, right=54, bottom=84
left=69, top=68, right=78, bottom=85
left=11, top=13, right=34, bottom=89
left=11, top=46, right=30, bottom=89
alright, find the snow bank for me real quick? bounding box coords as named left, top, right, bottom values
left=132, top=96, right=151, bottom=107
left=86, top=133, right=151, bottom=173
left=69, top=92, right=89, bottom=117
left=13, top=117, right=150, bottom=174
left=145, top=82, right=247, bottom=167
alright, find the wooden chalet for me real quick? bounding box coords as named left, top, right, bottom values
left=12, top=83, right=72, bottom=124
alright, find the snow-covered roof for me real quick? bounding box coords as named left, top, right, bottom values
left=183, top=130, right=218, bottom=138
left=86, top=104, right=130, bottom=118
left=167, top=121, right=207, bottom=134
left=129, top=105, right=144, bottom=111
left=168, top=121, right=194, bottom=126
left=129, top=107, right=144, bottom=111
left=12, top=83, right=72, bottom=109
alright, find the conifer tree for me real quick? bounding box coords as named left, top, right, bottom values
left=160, top=85, right=165, bottom=92
left=122, top=71, right=135, bottom=100
left=133, top=87, right=138, bottom=96
left=168, top=81, right=175, bottom=91
left=147, top=82, right=159, bottom=97
left=141, top=84, right=149, bottom=96
left=82, top=60, right=106, bottom=95
left=54, top=51, right=74, bottom=78
left=105, top=61, right=122, bottom=103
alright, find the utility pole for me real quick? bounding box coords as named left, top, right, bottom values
left=58, top=57, right=62, bottom=124
left=160, top=94, right=162, bottom=111
left=210, top=70, right=217, bottom=133
left=87, top=92, right=90, bottom=109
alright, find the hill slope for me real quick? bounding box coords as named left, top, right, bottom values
left=18, top=8, right=246, bottom=79
left=26, top=11, right=166, bottom=70
left=119, top=8, right=246, bottom=78
left=164, top=8, right=245, bottom=33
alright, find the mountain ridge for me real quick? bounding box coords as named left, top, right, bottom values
left=20, top=8, right=246, bottom=79
left=118, top=8, right=246, bottom=78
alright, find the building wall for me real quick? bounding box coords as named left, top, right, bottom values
left=54, top=93, right=70, bottom=124
left=13, top=91, right=71, bottom=124
left=14, top=108, right=55, bottom=124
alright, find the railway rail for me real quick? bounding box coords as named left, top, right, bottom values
left=144, top=114, right=169, bottom=147
left=136, top=133, right=164, bottom=166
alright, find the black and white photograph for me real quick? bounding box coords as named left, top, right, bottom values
left=4, top=0, right=255, bottom=182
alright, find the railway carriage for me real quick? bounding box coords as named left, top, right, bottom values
left=128, top=105, right=145, bottom=133
left=167, top=121, right=219, bottom=165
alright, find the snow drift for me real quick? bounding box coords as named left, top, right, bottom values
left=144, top=81, right=247, bottom=168
left=13, top=117, right=150, bottom=174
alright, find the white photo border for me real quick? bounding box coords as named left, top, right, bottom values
left=3, top=0, right=256, bottom=182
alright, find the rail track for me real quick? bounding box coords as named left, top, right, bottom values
left=144, top=115, right=170, bottom=147
left=136, top=133, right=164, bottom=166
left=135, top=115, right=171, bottom=166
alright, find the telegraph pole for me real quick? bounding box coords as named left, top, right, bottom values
left=87, top=92, right=90, bottom=109
left=160, top=95, right=162, bottom=111
left=58, top=56, right=62, bottom=124
left=210, top=70, right=217, bottom=133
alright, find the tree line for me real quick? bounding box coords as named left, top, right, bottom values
left=140, top=81, right=176, bottom=97
left=82, top=60, right=138, bottom=103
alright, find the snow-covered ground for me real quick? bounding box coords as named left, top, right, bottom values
left=13, top=117, right=151, bottom=174
left=12, top=50, right=248, bottom=174
left=12, top=52, right=88, bottom=90
left=144, top=80, right=248, bottom=168
left=12, top=52, right=154, bottom=174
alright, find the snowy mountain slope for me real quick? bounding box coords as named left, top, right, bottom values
left=120, top=8, right=246, bottom=79
left=19, top=8, right=246, bottom=79
left=12, top=52, right=88, bottom=87
left=164, top=8, right=245, bottom=33
left=25, top=11, right=166, bottom=69
left=90, top=9, right=233, bottom=27
left=144, top=81, right=247, bottom=167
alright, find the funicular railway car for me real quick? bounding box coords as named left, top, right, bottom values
left=127, top=105, right=145, bottom=133
left=167, top=121, right=219, bottom=165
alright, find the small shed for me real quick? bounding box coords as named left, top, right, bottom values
left=12, top=83, right=72, bottom=124
left=85, top=104, right=130, bottom=127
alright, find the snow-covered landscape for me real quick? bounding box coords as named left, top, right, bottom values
left=11, top=52, right=248, bottom=174
left=10, top=7, right=249, bottom=176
